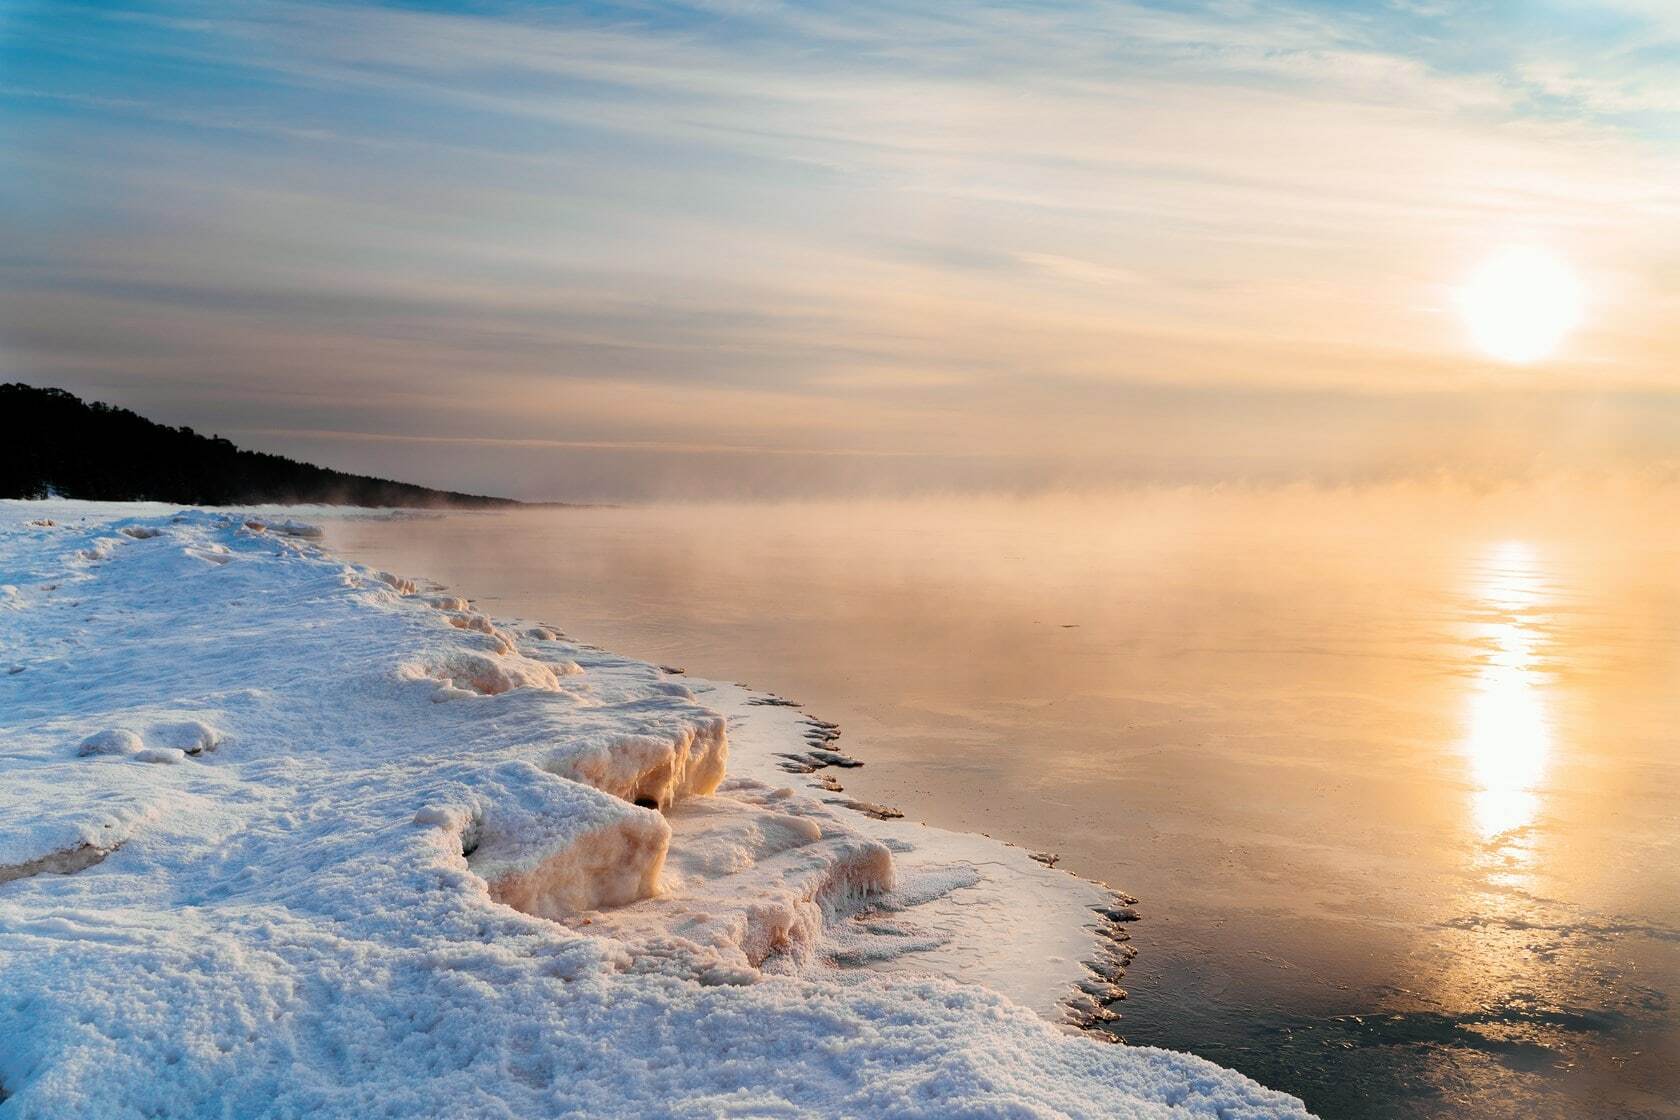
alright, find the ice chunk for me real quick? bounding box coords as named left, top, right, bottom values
left=374, top=570, right=416, bottom=595
left=147, top=719, right=223, bottom=755
left=401, top=650, right=574, bottom=695
left=542, top=719, right=728, bottom=812
left=0, top=795, right=159, bottom=882
left=583, top=780, right=893, bottom=970
left=422, top=594, right=470, bottom=612
left=76, top=729, right=144, bottom=757
left=457, top=763, right=672, bottom=918
left=241, top=517, right=323, bottom=539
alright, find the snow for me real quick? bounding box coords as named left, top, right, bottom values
left=74, top=728, right=145, bottom=757
left=0, top=500, right=1314, bottom=1119
left=446, top=759, right=672, bottom=918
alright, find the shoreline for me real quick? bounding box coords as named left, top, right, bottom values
left=0, top=500, right=1310, bottom=1117
left=317, top=503, right=1144, bottom=1024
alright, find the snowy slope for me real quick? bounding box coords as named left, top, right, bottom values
left=0, top=502, right=1313, bottom=1119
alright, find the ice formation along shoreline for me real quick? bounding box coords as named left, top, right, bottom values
left=0, top=502, right=1312, bottom=1118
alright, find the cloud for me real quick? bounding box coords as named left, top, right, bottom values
left=1, top=0, right=1677, bottom=498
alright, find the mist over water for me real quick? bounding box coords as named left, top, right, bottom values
left=324, top=484, right=1680, bottom=1120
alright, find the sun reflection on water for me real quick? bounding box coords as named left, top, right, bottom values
left=1463, top=541, right=1551, bottom=844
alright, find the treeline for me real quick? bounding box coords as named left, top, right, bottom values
left=1, top=384, right=522, bottom=508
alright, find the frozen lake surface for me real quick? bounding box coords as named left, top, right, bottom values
left=326, top=485, right=1680, bottom=1120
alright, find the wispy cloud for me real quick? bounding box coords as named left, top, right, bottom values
left=1, top=0, right=1677, bottom=497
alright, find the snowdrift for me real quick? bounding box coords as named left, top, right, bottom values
left=0, top=502, right=1313, bottom=1119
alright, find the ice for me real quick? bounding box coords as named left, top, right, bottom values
left=0, top=789, right=161, bottom=884
left=0, top=842, right=116, bottom=886
left=76, top=728, right=144, bottom=757
left=400, top=648, right=574, bottom=695
left=540, top=721, right=728, bottom=812
left=148, top=719, right=224, bottom=755
left=421, top=761, right=675, bottom=918
left=579, top=778, right=895, bottom=973
left=443, top=609, right=498, bottom=635
left=422, top=594, right=471, bottom=612
left=74, top=718, right=222, bottom=761
left=373, top=568, right=418, bottom=594
left=0, top=500, right=1313, bottom=1119
left=717, top=685, right=1151, bottom=1022
left=241, top=517, right=324, bottom=539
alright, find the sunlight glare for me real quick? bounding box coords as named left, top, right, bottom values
left=1462, top=542, right=1552, bottom=842
left=1457, top=247, right=1583, bottom=364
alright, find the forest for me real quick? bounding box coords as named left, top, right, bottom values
left=1, top=384, right=522, bottom=508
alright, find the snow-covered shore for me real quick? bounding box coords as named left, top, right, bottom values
left=0, top=502, right=1311, bottom=1118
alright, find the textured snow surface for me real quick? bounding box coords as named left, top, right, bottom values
left=0, top=502, right=1313, bottom=1119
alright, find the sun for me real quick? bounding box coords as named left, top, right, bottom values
left=1456, top=246, right=1584, bottom=364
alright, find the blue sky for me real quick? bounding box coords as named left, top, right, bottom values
left=2, top=1, right=1676, bottom=499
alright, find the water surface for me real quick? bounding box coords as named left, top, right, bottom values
left=324, top=485, right=1679, bottom=1120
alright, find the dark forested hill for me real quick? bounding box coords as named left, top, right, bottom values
left=1, top=384, right=523, bottom=508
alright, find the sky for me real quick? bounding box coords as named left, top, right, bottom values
left=2, top=0, right=1677, bottom=500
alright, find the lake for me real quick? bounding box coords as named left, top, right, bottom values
left=322, top=484, right=1679, bottom=1120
